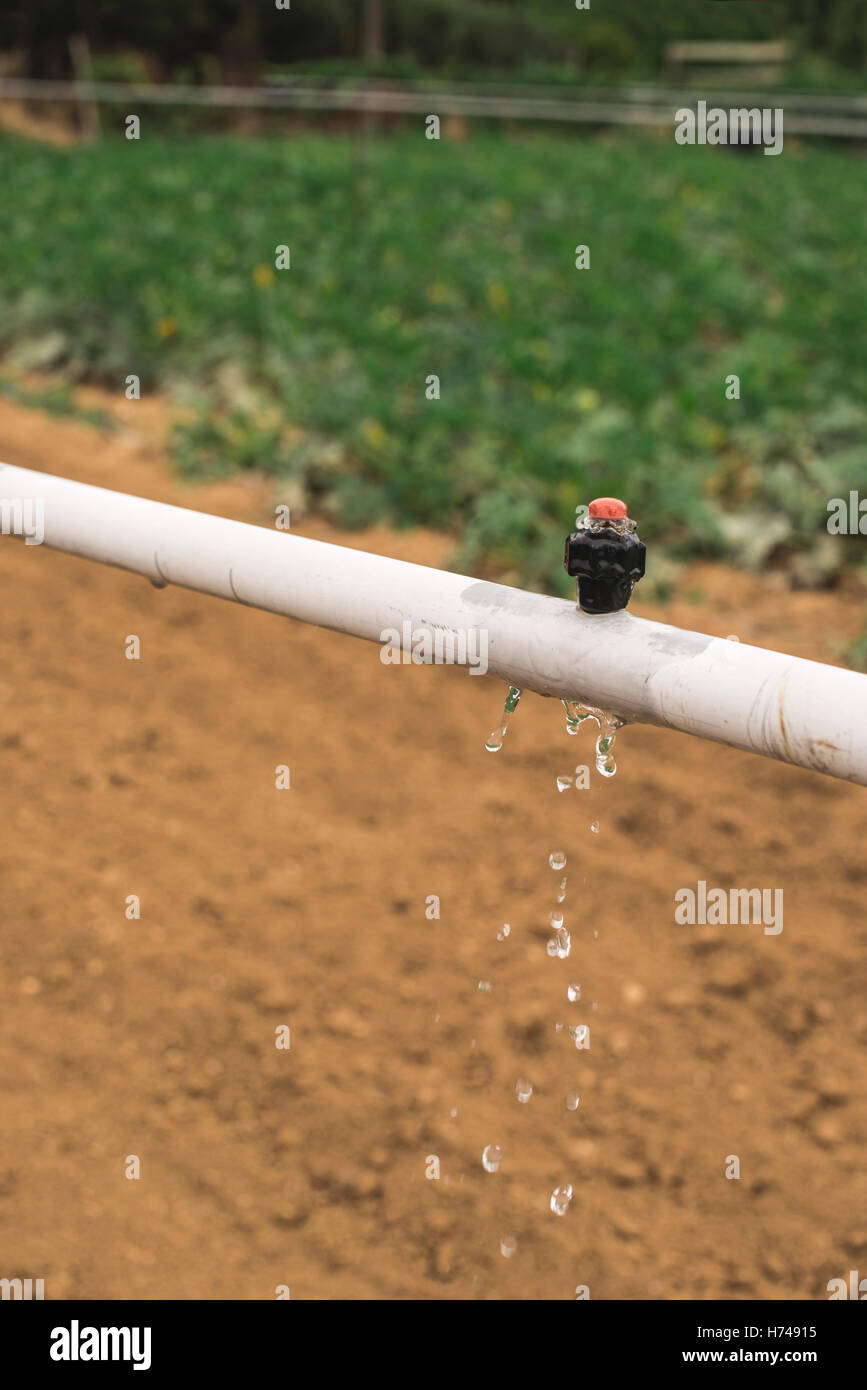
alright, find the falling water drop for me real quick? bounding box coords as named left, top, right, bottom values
left=595, top=736, right=616, bottom=778
left=567, top=982, right=581, bottom=1002
left=497, top=923, right=511, bottom=942
left=557, top=877, right=567, bottom=904
left=547, top=926, right=571, bottom=959
left=478, top=980, right=492, bottom=994
left=500, top=1235, right=517, bottom=1258
left=594, top=713, right=625, bottom=778
left=549, top=851, right=567, bottom=871
left=516, top=1078, right=533, bottom=1104
left=590, top=821, right=599, bottom=834
left=556, top=774, right=574, bottom=793
left=566, top=1092, right=581, bottom=1111
left=550, top=1183, right=573, bottom=1216
left=482, top=1144, right=502, bottom=1173
left=486, top=686, right=522, bottom=752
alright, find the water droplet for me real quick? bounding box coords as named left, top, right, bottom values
left=486, top=686, right=522, bottom=752
left=566, top=1092, right=581, bottom=1111
left=557, top=876, right=567, bottom=903
left=550, top=1183, right=573, bottom=1216
left=561, top=699, right=588, bottom=735
left=567, top=982, right=581, bottom=1002
left=593, top=713, right=624, bottom=778
left=726, top=634, right=740, bottom=643
left=547, top=926, right=571, bottom=959
left=549, top=851, right=567, bottom=871
left=482, top=1144, right=502, bottom=1173
left=516, top=1077, right=533, bottom=1104
left=590, top=821, right=599, bottom=834
left=496, top=923, right=511, bottom=942
left=562, top=699, right=601, bottom=736
left=450, top=1107, right=458, bottom=1118
left=556, top=774, right=573, bottom=793
left=595, top=736, right=616, bottom=778
left=569, top=1024, right=589, bottom=1048
left=550, top=910, right=564, bottom=929
left=500, top=1235, right=517, bottom=1258
left=478, top=980, right=492, bottom=994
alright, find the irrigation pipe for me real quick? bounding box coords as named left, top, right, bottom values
left=2, top=462, right=866, bottom=787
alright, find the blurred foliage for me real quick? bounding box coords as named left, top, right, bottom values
left=839, top=621, right=867, bottom=672
left=2, top=0, right=866, bottom=80
left=0, top=374, right=113, bottom=429
left=0, top=130, right=865, bottom=591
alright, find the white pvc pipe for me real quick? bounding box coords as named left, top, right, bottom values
left=3, top=462, right=866, bottom=786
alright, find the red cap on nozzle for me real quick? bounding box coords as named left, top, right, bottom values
left=588, top=497, right=628, bottom=520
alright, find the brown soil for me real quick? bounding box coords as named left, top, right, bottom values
left=0, top=99, right=81, bottom=147
left=1, top=390, right=866, bottom=1301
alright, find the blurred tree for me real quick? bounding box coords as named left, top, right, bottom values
left=362, top=0, right=385, bottom=62
left=219, top=0, right=262, bottom=85
left=0, top=0, right=863, bottom=79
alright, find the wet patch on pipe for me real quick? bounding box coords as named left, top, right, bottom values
left=459, top=579, right=567, bottom=618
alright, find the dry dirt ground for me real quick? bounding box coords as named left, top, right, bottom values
left=1, top=389, right=865, bottom=1301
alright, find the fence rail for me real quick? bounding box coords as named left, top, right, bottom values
left=1, top=77, right=866, bottom=140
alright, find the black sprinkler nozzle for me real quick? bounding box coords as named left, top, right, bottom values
left=564, top=498, right=646, bottom=615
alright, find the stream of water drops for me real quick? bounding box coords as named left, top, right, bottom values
left=476, top=686, right=627, bottom=1274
